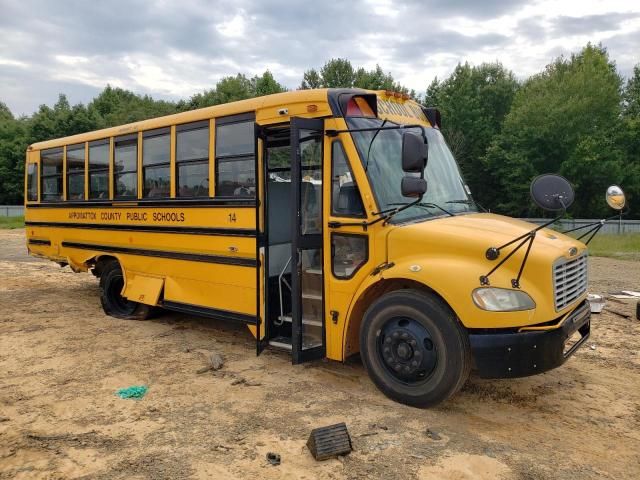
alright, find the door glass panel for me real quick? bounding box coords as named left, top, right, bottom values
left=332, top=234, right=368, bottom=279
left=299, top=130, right=322, bottom=235
left=301, top=248, right=323, bottom=350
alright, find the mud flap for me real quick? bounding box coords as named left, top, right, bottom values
left=123, top=273, right=164, bottom=306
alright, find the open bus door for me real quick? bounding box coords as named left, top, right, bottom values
left=256, top=122, right=268, bottom=355
left=290, top=117, right=326, bottom=364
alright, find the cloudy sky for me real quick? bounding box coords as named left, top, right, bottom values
left=1, top=0, right=639, bottom=116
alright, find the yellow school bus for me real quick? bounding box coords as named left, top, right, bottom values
left=24, top=88, right=595, bottom=407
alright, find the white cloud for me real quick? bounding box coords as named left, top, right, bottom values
left=0, top=0, right=638, bottom=115
left=216, top=13, right=247, bottom=38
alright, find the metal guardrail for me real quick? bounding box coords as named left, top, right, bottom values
left=522, top=218, right=640, bottom=234
left=0, top=205, right=24, bottom=217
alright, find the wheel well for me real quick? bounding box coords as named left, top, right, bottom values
left=90, top=255, right=119, bottom=278
left=343, top=278, right=453, bottom=359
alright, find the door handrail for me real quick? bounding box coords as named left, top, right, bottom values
left=277, top=255, right=292, bottom=325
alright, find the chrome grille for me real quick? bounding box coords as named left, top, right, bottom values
left=553, top=253, right=588, bottom=311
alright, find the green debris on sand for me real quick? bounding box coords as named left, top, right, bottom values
left=116, top=385, right=148, bottom=399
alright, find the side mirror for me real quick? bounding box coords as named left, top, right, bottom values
left=606, top=185, right=626, bottom=210
left=530, top=174, right=575, bottom=212
left=401, top=132, right=427, bottom=173
left=401, top=176, right=427, bottom=198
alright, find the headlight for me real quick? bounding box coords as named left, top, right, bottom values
left=472, top=288, right=535, bottom=312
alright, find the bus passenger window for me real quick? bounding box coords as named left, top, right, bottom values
left=89, top=139, right=109, bottom=199
left=66, top=143, right=85, bottom=201
left=176, top=121, right=209, bottom=197
left=215, top=119, right=255, bottom=197
left=114, top=134, right=138, bottom=199
left=331, top=141, right=364, bottom=217
left=27, top=163, right=38, bottom=201
left=143, top=128, right=170, bottom=198
left=40, top=147, right=63, bottom=201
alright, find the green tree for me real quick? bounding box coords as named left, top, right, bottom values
left=483, top=44, right=627, bottom=217
left=300, top=68, right=322, bottom=89
left=0, top=102, right=28, bottom=204
left=320, top=58, right=354, bottom=88
left=353, top=65, right=395, bottom=90
left=623, top=64, right=640, bottom=118
left=425, top=62, right=519, bottom=204
left=253, top=70, right=287, bottom=97
left=619, top=64, right=640, bottom=217
left=88, top=86, right=177, bottom=127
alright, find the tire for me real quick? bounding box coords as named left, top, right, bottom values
left=99, top=259, right=154, bottom=320
left=360, top=289, right=471, bottom=408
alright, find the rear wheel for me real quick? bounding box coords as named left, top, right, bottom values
left=360, top=289, right=471, bottom=408
left=99, top=259, right=154, bottom=320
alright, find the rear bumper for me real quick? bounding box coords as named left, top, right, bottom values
left=469, top=301, right=591, bottom=379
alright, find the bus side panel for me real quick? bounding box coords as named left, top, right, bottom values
left=26, top=205, right=259, bottom=318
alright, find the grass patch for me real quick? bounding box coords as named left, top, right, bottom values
left=0, top=216, right=24, bottom=229
left=581, top=233, right=640, bottom=260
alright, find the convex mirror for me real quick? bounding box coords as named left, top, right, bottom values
left=530, top=174, right=575, bottom=212
left=606, top=185, right=626, bottom=210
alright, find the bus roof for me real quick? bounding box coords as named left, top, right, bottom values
left=29, top=88, right=336, bottom=151
left=28, top=88, right=429, bottom=151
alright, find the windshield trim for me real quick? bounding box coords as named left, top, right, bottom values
left=388, top=209, right=477, bottom=226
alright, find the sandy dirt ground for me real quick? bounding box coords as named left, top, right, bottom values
left=1, top=228, right=639, bottom=480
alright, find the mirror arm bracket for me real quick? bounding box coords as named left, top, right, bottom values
left=485, top=213, right=563, bottom=261
left=481, top=211, right=565, bottom=288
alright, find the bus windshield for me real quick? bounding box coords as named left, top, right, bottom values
left=347, top=117, right=476, bottom=223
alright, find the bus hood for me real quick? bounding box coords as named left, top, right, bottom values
left=387, top=213, right=585, bottom=263
left=384, top=213, right=587, bottom=328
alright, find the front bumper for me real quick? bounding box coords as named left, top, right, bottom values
left=469, top=300, right=591, bottom=378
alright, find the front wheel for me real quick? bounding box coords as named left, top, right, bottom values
left=99, top=259, right=154, bottom=320
left=360, top=289, right=471, bottom=408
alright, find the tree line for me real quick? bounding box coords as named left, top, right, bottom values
left=1, top=44, right=638, bottom=218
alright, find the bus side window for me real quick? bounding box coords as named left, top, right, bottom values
left=89, top=139, right=109, bottom=199
left=27, top=163, right=38, bottom=201
left=215, top=119, right=255, bottom=197
left=66, top=143, right=85, bottom=201
left=114, top=134, right=138, bottom=199
left=176, top=121, right=209, bottom=198
left=142, top=127, right=170, bottom=198
left=331, top=141, right=365, bottom=217
left=41, top=147, right=63, bottom=202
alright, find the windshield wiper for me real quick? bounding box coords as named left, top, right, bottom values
left=328, top=198, right=439, bottom=230
left=387, top=202, right=455, bottom=217
left=364, top=119, right=388, bottom=172
left=445, top=199, right=473, bottom=205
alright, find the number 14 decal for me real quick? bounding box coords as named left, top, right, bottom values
left=228, top=212, right=237, bottom=223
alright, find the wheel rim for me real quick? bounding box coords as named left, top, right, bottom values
left=377, top=316, right=438, bottom=384
left=108, top=274, right=137, bottom=315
